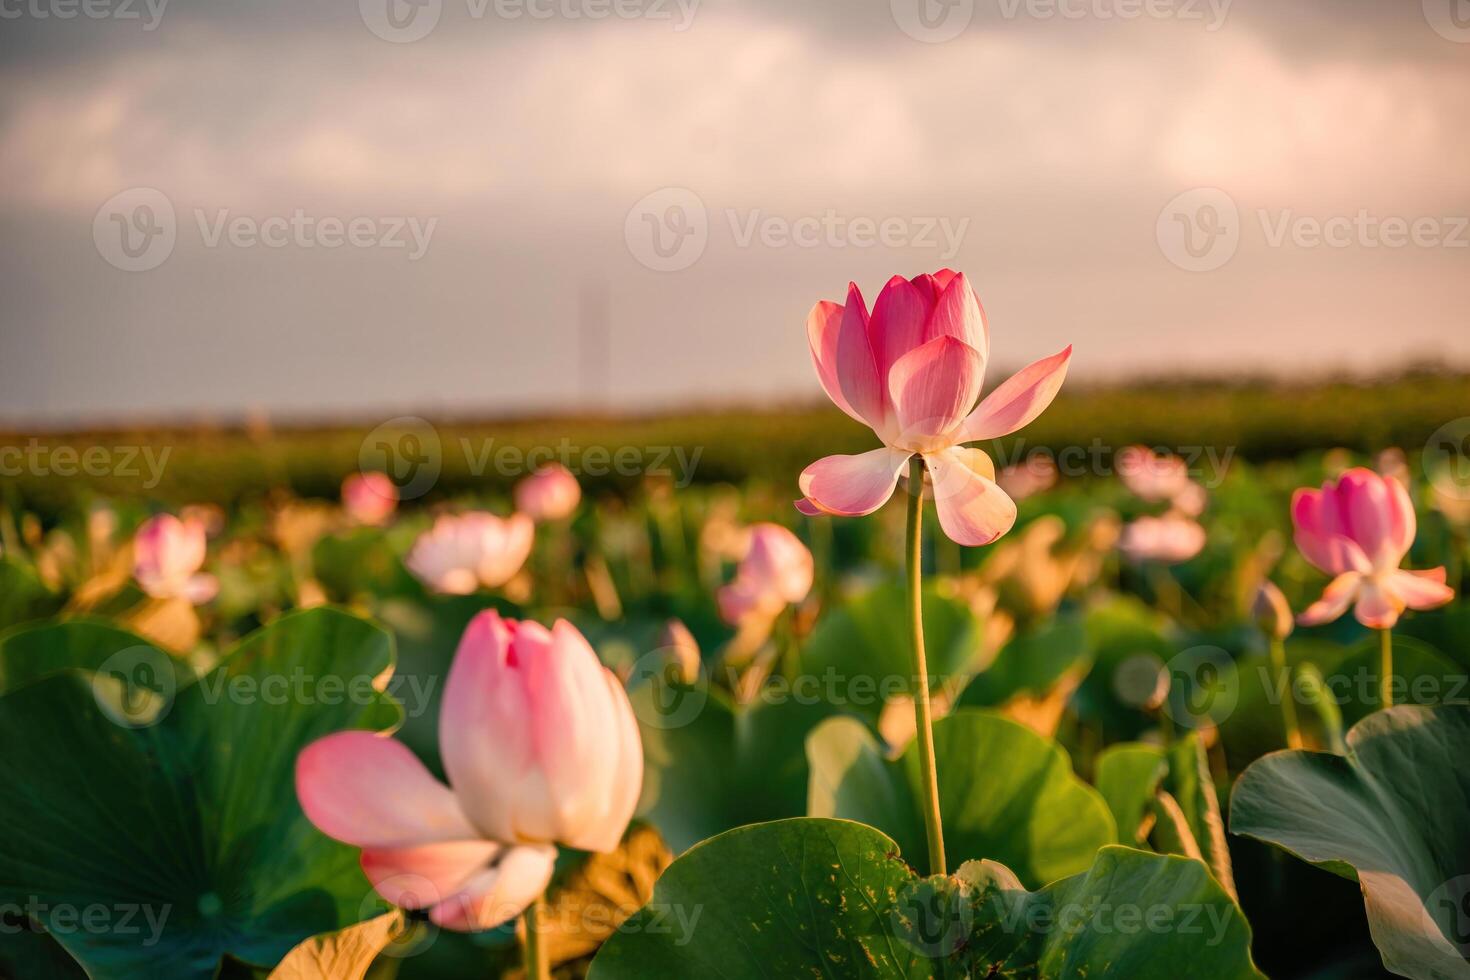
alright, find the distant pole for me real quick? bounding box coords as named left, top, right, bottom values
left=578, top=280, right=610, bottom=409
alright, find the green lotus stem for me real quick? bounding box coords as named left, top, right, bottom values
left=523, top=893, right=551, bottom=980
left=1380, top=628, right=1394, bottom=709
left=906, top=456, right=947, bottom=876
left=1269, top=636, right=1303, bottom=750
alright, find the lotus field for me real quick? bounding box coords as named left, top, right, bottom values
left=4, top=272, right=1470, bottom=980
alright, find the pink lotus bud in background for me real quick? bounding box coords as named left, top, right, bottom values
left=296, top=732, right=556, bottom=933
left=406, top=512, right=533, bottom=595
left=995, top=455, right=1058, bottom=502
left=797, top=270, right=1071, bottom=546
left=439, top=611, right=643, bottom=853
left=1118, top=514, right=1207, bottom=564
left=342, top=472, right=399, bottom=525
left=718, top=523, right=814, bottom=625
left=514, top=463, right=581, bottom=522
left=133, top=513, right=218, bottom=604
left=1292, top=467, right=1453, bottom=629
left=1253, top=580, right=1294, bottom=639
left=1117, top=446, right=1208, bottom=516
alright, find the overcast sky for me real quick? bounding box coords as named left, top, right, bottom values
left=2, top=0, right=1469, bottom=426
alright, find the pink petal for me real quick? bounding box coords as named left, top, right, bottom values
left=429, top=844, right=557, bottom=932
left=806, top=299, right=863, bottom=424
left=798, top=448, right=911, bottom=517
left=1296, top=572, right=1362, bottom=627
left=440, top=611, right=532, bottom=843
left=868, top=275, right=933, bottom=380
left=361, top=840, right=503, bottom=910
left=591, top=666, right=644, bottom=853
left=1353, top=579, right=1403, bottom=630
left=1384, top=475, right=1418, bottom=565
left=296, top=731, right=478, bottom=849
left=928, top=268, right=960, bottom=292
left=888, top=336, right=984, bottom=444
left=794, top=497, right=825, bottom=517
left=956, top=345, right=1072, bottom=442
left=1334, top=469, right=1403, bottom=570
left=1387, top=568, right=1455, bottom=611
left=833, top=282, right=886, bottom=429
left=924, top=448, right=1017, bottom=547
left=1291, top=489, right=1372, bottom=576
left=183, top=574, right=219, bottom=605
left=924, top=272, right=988, bottom=364
left=523, top=620, right=630, bottom=851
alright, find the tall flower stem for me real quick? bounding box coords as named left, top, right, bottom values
left=523, top=893, right=551, bottom=980
left=906, top=456, right=947, bottom=876
left=1380, top=628, right=1394, bottom=709
left=1269, top=635, right=1303, bottom=750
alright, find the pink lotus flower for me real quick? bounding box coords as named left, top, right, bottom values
left=132, top=513, right=217, bottom=603
left=514, top=463, right=582, bottom=522
left=797, top=271, right=1071, bottom=546
left=296, top=612, right=641, bottom=930
left=1293, top=467, right=1454, bottom=628
left=1118, top=446, right=1206, bottom=515
left=717, top=523, right=814, bottom=625
left=406, top=513, right=533, bottom=595
left=1118, top=514, right=1207, bottom=564
left=342, top=472, right=398, bottom=526
left=441, top=611, right=642, bottom=852
left=995, top=455, right=1058, bottom=502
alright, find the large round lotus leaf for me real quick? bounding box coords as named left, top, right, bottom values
left=0, top=608, right=402, bottom=979
left=1231, top=704, right=1470, bottom=980
left=807, top=709, right=1115, bottom=884
left=588, top=818, right=1262, bottom=979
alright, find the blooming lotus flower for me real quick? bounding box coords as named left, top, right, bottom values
left=342, top=472, right=398, bottom=526
left=439, top=611, right=643, bottom=852
left=514, top=463, right=582, bottom=522
left=995, top=455, right=1058, bottom=502
left=296, top=612, right=641, bottom=930
left=133, top=513, right=217, bottom=603
left=1118, top=514, right=1206, bottom=564
left=717, top=523, right=814, bottom=625
left=1118, top=446, right=1206, bottom=515
left=797, top=271, right=1071, bottom=546
left=1293, top=467, right=1454, bottom=628
left=406, top=512, right=533, bottom=595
